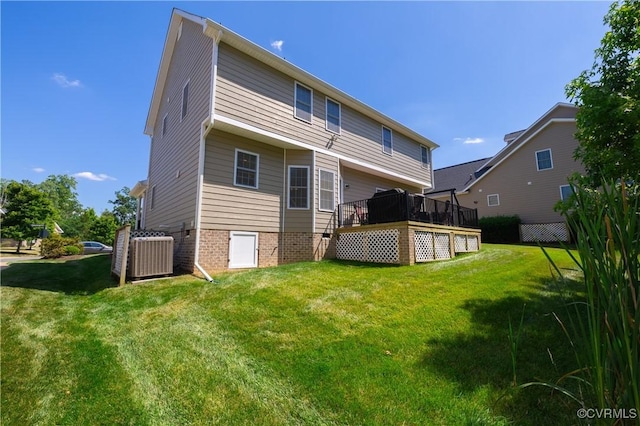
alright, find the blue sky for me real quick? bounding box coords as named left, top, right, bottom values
left=2, top=1, right=611, bottom=213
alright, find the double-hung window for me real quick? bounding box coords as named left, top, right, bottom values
left=421, top=145, right=430, bottom=168
left=560, top=185, right=574, bottom=201
left=382, top=126, right=393, bottom=155
left=318, top=169, right=335, bottom=212
left=326, top=98, right=341, bottom=134
left=294, top=82, right=312, bottom=123
left=181, top=81, right=189, bottom=120
left=487, top=194, right=500, bottom=207
left=288, top=166, right=309, bottom=209
left=234, top=149, right=259, bottom=189
left=536, top=149, right=553, bottom=171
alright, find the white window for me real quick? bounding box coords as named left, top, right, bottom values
left=234, top=149, right=259, bottom=189
left=162, top=114, right=168, bottom=137
left=294, top=82, right=312, bottom=123
left=150, top=185, right=156, bottom=210
left=181, top=81, right=189, bottom=120
left=288, top=166, right=309, bottom=209
left=536, top=149, right=553, bottom=171
left=326, top=98, right=341, bottom=134
left=487, top=194, right=500, bottom=207
left=382, top=126, right=393, bottom=155
left=318, top=169, right=335, bottom=212
left=560, top=185, right=573, bottom=201
left=421, top=145, right=430, bottom=168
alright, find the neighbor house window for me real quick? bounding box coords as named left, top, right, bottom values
left=421, top=145, right=430, bottom=168
left=382, top=126, right=393, bottom=155
left=536, top=149, right=553, bottom=171
left=326, top=98, right=341, bottom=134
left=294, top=82, right=312, bottom=123
left=162, top=114, right=168, bottom=137
left=288, top=166, right=309, bottom=209
left=181, top=81, right=189, bottom=120
left=318, top=169, right=335, bottom=212
left=150, top=186, right=156, bottom=210
left=487, top=194, right=500, bottom=207
left=560, top=184, right=574, bottom=201
left=234, top=149, right=259, bottom=189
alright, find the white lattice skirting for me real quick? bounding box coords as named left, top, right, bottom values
left=415, top=231, right=451, bottom=262
left=455, top=234, right=479, bottom=253
left=520, top=222, right=569, bottom=243
left=336, top=229, right=400, bottom=263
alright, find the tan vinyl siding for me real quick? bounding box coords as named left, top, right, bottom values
left=341, top=167, right=422, bottom=203
left=215, top=43, right=432, bottom=187
left=202, top=130, right=284, bottom=232
left=315, top=152, right=339, bottom=234
left=459, top=121, right=584, bottom=223
left=284, top=150, right=313, bottom=232
left=145, top=18, right=212, bottom=231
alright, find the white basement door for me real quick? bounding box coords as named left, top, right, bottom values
left=229, top=231, right=258, bottom=268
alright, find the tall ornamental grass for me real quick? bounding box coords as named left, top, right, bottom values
left=540, top=178, right=639, bottom=417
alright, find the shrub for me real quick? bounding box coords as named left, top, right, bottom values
left=41, top=235, right=83, bottom=259
left=478, top=215, right=521, bottom=243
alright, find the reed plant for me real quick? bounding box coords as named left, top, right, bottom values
left=530, top=178, right=639, bottom=420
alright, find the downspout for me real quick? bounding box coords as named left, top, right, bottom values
left=193, top=27, right=223, bottom=282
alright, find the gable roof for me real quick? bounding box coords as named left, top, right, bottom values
left=429, top=157, right=491, bottom=193
left=144, top=9, right=439, bottom=151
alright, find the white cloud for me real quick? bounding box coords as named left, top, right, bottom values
left=73, top=172, right=116, bottom=182
left=51, top=73, right=83, bottom=88
left=32, top=167, right=45, bottom=173
left=270, top=40, right=284, bottom=52
left=454, top=137, right=485, bottom=144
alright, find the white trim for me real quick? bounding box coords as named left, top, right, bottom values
left=234, top=148, right=260, bottom=189
left=382, top=125, right=393, bottom=155
left=209, top=32, right=221, bottom=124
left=375, top=187, right=386, bottom=193
left=294, top=81, right=313, bottom=123
left=462, top=118, right=575, bottom=192
left=487, top=193, right=500, bottom=207
left=177, top=21, right=183, bottom=40
left=287, top=165, right=310, bottom=210
left=535, top=148, right=554, bottom=171
left=181, top=79, right=190, bottom=121
left=325, top=97, right=341, bottom=134
left=212, top=114, right=431, bottom=188
left=318, top=168, right=336, bottom=213
left=194, top=119, right=214, bottom=282
left=312, top=151, right=316, bottom=233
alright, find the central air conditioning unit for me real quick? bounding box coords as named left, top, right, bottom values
left=128, top=236, right=174, bottom=279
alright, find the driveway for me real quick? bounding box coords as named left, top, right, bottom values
left=0, top=255, right=41, bottom=270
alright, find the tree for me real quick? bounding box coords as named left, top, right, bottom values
left=109, top=187, right=137, bottom=226
left=87, top=211, right=118, bottom=245
left=37, top=174, right=82, bottom=233
left=0, top=181, right=55, bottom=253
left=566, top=0, right=640, bottom=186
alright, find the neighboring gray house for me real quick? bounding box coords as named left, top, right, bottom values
left=133, top=9, right=439, bottom=275
left=429, top=103, right=585, bottom=241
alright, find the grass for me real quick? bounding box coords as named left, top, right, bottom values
left=1, top=245, right=585, bottom=425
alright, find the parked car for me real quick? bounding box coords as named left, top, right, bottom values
left=81, top=241, right=113, bottom=255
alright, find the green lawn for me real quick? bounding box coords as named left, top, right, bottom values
left=1, top=245, right=585, bottom=425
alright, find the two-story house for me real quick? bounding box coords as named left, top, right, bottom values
left=428, top=102, right=585, bottom=242
left=131, top=9, right=438, bottom=275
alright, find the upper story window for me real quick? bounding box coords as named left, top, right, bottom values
left=487, top=193, right=500, bottom=207
left=326, top=98, right=341, bottom=134
left=536, top=149, right=553, bottom=171
left=560, top=184, right=573, bottom=201
left=288, top=166, right=309, bottom=209
left=382, top=126, right=393, bottom=155
left=318, top=169, right=335, bottom=212
left=234, top=149, right=259, bottom=189
left=150, top=185, right=156, bottom=210
left=421, top=145, right=430, bottom=168
left=162, top=114, right=168, bottom=137
left=294, top=82, right=312, bottom=123
left=181, top=81, right=189, bottom=120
